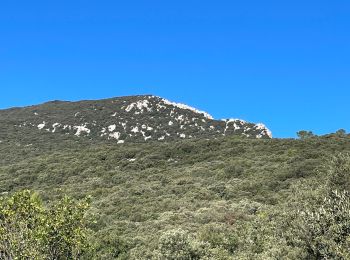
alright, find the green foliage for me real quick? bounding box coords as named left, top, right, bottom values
left=0, top=190, right=45, bottom=259
left=156, top=229, right=195, bottom=259
left=297, top=130, right=315, bottom=139
left=154, top=229, right=221, bottom=260
left=233, top=153, right=350, bottom=259
left=327, top=153, right=350, bottom=192
left=2, top=133, right=350, bottom=258
left=43, top=195, right=92, bottom=259
left=297, top=190, right=350, bottom=259
left=93, top=231, right=130, bottom=259
left=0, top=190, right=92, bottom=259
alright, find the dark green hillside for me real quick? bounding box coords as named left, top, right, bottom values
left=1, top=132, right=350, bottom=259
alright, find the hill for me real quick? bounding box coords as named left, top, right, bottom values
left=1, top=96, right=350, bottom=259
left=0, top=95, right=271, bottom=146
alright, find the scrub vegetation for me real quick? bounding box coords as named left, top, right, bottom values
left=1, top=131, right=350, bottom=259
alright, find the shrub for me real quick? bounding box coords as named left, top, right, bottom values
left=0, top=190, right=92, bottom=259
left=296, top=190, right=350, bottom=259
left=154, top=229, right=213, bottom=260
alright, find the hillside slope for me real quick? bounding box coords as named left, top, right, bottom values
left=0, top=95, right=272, bottom=144
left=2, top=95, right=350, bottom=259
left=1, top=131, right=350, bottom=258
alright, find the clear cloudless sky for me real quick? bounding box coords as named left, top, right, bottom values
left=1, top=0, right=349, bottom=137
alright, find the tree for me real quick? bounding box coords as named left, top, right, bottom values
left=43, top=195, right=92, bottom=259
left=297, top=130, right=315, bottom=140
left=0, top=190, right=45, bottom=259
left=0, top=190, right=92, bottom=259
left=335, top=129, right=347, bottom=137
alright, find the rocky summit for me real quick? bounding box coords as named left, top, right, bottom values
left=0, top=95, right=272, bottom=144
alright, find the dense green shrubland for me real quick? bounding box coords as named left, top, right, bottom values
left=1, top=134, right=350, bottom=258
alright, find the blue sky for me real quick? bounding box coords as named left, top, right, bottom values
left=1, top=1, right=349, bottom=138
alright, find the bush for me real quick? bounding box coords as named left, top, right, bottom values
left=0, top=190, right=92, bottom=259
left=291, top=190, right=350, bottom=259
left=156, top=229, right=193, bottom=259
left=154, top=229, right=213, bottom=260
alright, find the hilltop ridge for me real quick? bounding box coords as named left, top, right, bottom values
left=0, top=95, right=272, bottom=144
